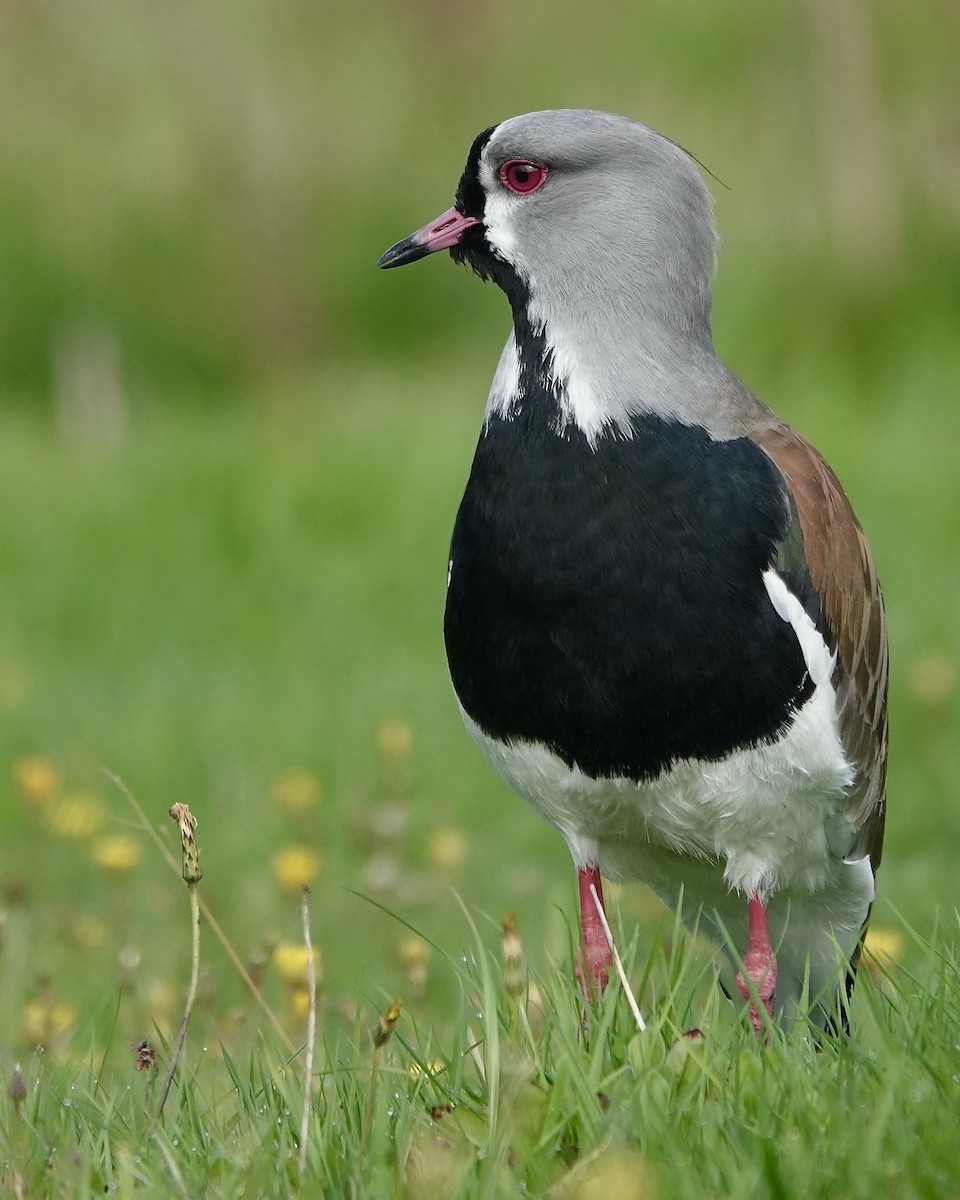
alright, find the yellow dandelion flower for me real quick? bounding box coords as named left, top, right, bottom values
left=271, top=845, right=322, bottom=895
left=64, top=914, right=108, bottom=950
left=396, top=934, right=431, bottom=972
left=409, top=1058, right=446, bottom=1079
left=13, top=755, right=61, bottom=809
left=375, top=716, right=414, bottom=765
left=287, top=985, right=312, bottom=1022
left=373, top=998, right=402, bottom=1047
left=396, top=935, right=431, bottom=996
left=273, top=942, right=323, bottom=988
left=270, top=768, right=322, bottom=815
left=863, top=926, right=904, bottom=969
left=90, top=833, right=142, bottom=876
left=46, top=791, right=106, bottom=840
left=22, top=999, right=77, bottom=1048
left=425, top=826, right=467, bottom=873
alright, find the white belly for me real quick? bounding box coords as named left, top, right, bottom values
left=463, top=680, right=855, bottom=897
left=462, top=680, right=876, bottom=1019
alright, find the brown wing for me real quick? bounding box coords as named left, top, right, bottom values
left=753, top=424, right=888, bottom=871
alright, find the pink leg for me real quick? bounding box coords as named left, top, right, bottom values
left=575, top=866, right=613, bottom=998
left=735, top=894, right=777, bottom=1035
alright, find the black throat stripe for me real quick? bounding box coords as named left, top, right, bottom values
left=455, top=125, right=496, bottom=219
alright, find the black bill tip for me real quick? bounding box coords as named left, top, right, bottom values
left=377, top=237, right=428, bottom=270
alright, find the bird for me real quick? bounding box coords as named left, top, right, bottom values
left=378, top=110, right=887, bottom=1032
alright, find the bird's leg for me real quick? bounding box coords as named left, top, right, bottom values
left=736, top=894, right=777, bottom=1034
left=575, top=866, right=612, bottom=998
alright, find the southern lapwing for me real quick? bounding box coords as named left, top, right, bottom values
left=379, top=110, right=887, bottom=1032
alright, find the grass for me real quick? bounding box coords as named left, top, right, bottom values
left=1, top=2, right=959, bottom=1187
left=2, top=900, right=958, bottom=1198
left=0, top=358, right=958, bottom=1194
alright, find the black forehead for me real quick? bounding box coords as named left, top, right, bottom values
left=454, top=125, right=496, bottom=218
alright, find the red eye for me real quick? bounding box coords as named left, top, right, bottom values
left=498, top=159, right=548, bottom=196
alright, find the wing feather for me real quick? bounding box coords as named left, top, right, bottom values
left=754, top=424, right=888, bottom=870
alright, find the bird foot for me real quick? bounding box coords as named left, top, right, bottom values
left=736, top=952, right=777, bottom=1035
left=575, top=940, right=612, bottom=998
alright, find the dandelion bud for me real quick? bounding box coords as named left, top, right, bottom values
left=372, top=999, right=402, bottom=1048
left=168, top=803, right=201, bottom=883
left=7, top=1065, right=25, bottom=1114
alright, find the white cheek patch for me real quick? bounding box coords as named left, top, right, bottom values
left=762, top=568, right=836, bottom=686
left=478, top=154, right=534, bottom=277
left=480, top=186, right=523, bottom=269
left=477, top=154, right=631, bottom=444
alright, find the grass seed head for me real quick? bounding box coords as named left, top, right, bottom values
left=501, top=914, right=525, bottom=998
left=132, top=1041, right=159, bottom=1073
left=7, top=1065, right=26, bottom=1114
left=168, top=803, right=201, bottom=883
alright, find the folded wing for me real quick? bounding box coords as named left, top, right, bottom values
left=753, top=424, right=888, bottom=871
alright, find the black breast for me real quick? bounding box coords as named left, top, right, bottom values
left=444, top=407, right=813, bottom=781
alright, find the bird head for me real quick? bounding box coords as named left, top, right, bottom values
left=379, top=110, right=715, bottom=328
left=379, top=110, right=731, bottom=436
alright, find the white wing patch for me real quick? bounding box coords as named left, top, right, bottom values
left=762, top=568, right=835, bottom=686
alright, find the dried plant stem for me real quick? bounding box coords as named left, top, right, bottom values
left=589, top=883, right=646, bottom=1032
left=298, top=887, right=318, bottom=1178
left=359, top=1045, right=382, bottom=1158
left=157, top=881, right=201, bottom=1117
left=360, top=1000, right=401, bottom=1157
left=105, top=770, right=295, bottom=1054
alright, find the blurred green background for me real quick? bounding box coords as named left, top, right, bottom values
left=0, top=0, right=958, bottom=1049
